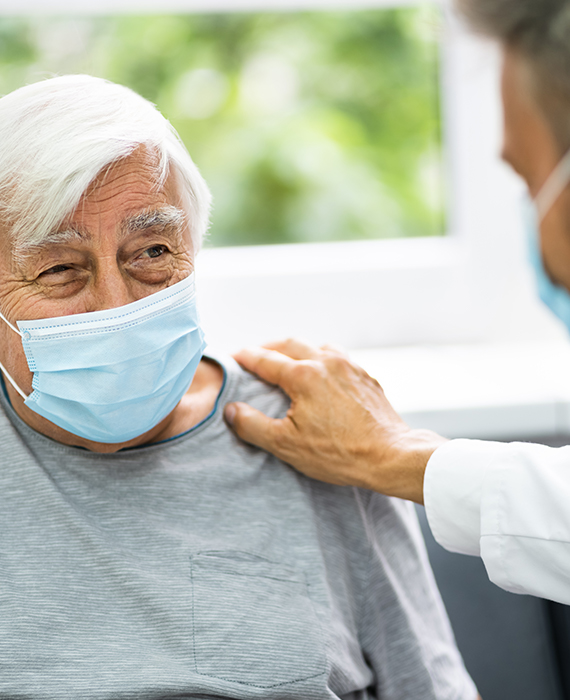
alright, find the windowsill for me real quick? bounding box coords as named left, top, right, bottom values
left=351, top=341, right=570, bottom=441
left=198, top=237, right=460, bottom=279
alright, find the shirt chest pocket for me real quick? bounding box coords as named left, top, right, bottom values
left=189, top=550, right=327, bottom=689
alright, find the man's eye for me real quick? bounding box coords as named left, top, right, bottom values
left=42, top=265, right=70, bottom=276
left=143, top=245, right=167, bottom=259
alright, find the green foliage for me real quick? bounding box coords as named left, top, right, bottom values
left=0, top=8, right=445, bottom=247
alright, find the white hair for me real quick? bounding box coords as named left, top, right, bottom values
left=0, top=74, right=212, bottom=256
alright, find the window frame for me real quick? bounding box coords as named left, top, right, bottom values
left=3, top=0, right=534, bottom=352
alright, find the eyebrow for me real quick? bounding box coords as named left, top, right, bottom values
left=38, top=227, right=85, bottom=246
left=26, top=206, right=186, bottom=249
left=13, top=227, right=85, bottom=267
left=122, top=206, right=187, bottom=235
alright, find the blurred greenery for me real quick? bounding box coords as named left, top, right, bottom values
left=0, top=7, right=445, bottom=247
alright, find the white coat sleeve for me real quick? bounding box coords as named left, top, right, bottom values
left=423, top=438, right=570, bottom=604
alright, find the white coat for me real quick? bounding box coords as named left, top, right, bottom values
left=424, top=439, right=570, bottom=604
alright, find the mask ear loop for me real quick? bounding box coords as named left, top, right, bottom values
left=535, top=150, right=570, bottom=223
left=0, top=360, right=28, bottom=401
left=0, top=310, right=29, bottom=401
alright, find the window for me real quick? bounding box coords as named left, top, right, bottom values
left=0, top=5, right=444, bottom=248
left=2, top=0, right=531, bottom=352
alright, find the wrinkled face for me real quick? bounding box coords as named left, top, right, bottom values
left=501, top=46, right=570, bottom=291
left=0, top=147, right=195, bottom=450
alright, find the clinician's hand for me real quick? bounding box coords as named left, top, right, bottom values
left=224, top=339, right=448, bottom=504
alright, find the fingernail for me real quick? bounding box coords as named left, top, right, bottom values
left=224, top=404, right=236, bottom=426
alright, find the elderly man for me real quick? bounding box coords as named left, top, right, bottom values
left=226, top=0, right=570, bottom=606
left=0, top=76, right=478, bottom=699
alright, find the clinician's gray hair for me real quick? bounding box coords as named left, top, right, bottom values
left=0, top=75, right=212, bottom=256
left=456, top=0, right=570, bottom=150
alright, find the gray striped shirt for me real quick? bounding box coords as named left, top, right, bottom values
left=0, top=355, right=477, bottom=700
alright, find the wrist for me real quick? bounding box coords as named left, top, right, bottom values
left=369, top=429, right=448, bottom=504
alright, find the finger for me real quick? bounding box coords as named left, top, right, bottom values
left=262, top=338, right=321, bottom=361
left=224, top=401, right=287, bottom=456
left=232, top=346, right=298, bottom=393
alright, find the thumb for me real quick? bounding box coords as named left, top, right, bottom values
left=224, top=401, right=284, bottom=455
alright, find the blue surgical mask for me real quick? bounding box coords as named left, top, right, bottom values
left=0, top=274, right=206, bottom=444
left=525, top=150, right=570, bottom=332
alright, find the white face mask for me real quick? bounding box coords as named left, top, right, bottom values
left=0, top=275, right=206, bottom=443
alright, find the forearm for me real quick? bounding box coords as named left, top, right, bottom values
left=366, top=428, right=448, bottom=504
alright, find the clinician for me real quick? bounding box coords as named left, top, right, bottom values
left=224, top=0, right=570, bottom=606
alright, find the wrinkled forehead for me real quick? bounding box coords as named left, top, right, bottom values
left=84, top=146, right=165, bottom=194
left=71, top=147, right=179, bottom=219
left=30, top=150, right=181, bottom=232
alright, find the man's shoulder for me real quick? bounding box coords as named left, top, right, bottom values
left=207, top=351, right=290, bottom=422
